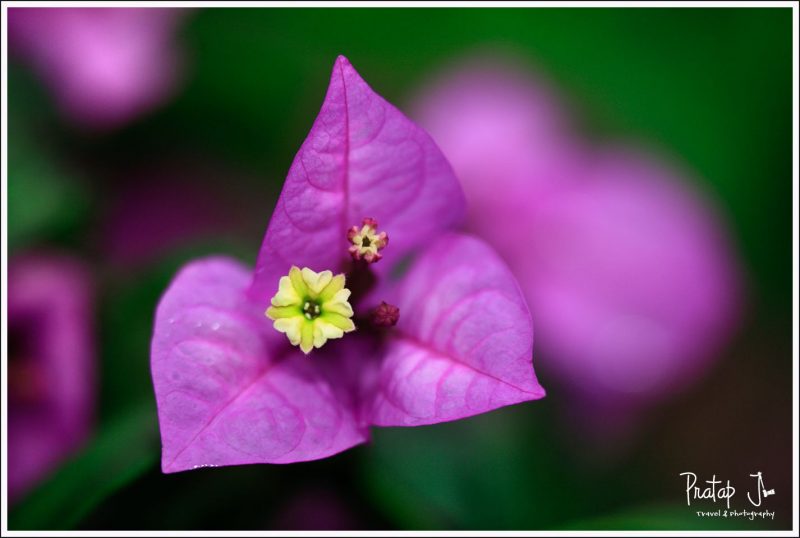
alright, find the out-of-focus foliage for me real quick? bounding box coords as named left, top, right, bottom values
left=558, top=504, right=765, bottom=531
left=9, top=404, right=158, bottom=530
left=363, top=406, right=586, bottom=529
left=7, top=67, right=90, bottom=252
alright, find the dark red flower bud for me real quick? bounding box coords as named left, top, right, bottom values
left=370, top=301, right=400, bottom=327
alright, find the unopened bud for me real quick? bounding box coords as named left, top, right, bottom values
left=370, top=301, right=400, bottom=327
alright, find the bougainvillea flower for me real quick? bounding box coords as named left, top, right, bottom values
left=412, top=59, right=742, bottom=409
left=151, top=56, right=544, bottom=473
left=8, top=7, right=186, bottom=129
left=8, top=254, right=94, bottom=502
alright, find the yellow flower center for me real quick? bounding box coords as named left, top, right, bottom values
left=265, top=266, right=356, bottom=354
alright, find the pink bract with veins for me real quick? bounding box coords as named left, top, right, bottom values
left=150, top=57, right=544, bottom=473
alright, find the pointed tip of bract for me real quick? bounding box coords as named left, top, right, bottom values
left=334, top=54, right=352, bottom=69
left=327, top=55, right=357, bottom=97
left=332, top=54, right=360, bottom=83
left=161, top=457, right=178, bottom=474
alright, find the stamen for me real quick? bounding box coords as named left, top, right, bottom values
left=303, top=300, right=322, bottom=320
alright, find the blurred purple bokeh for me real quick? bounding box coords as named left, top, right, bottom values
left=8, top=254, right=95, bottom=502
left=412, top=55, right=744, bottom=437
left=8, top=8, right=187, bottom=129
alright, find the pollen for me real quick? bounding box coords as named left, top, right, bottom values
left=265, top=266, right=356, bottom=354
left=347, top=217, right=388, bottom=263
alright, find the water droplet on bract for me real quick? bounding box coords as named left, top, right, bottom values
left=211, top=322, right=220, bottom=331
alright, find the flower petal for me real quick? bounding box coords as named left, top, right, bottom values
left=301, top=268, right=333, bottom=297
left=288, top=266, right=309, bottom=298
left=273, top=316, right=304, bottom=346
left=318, top=273, right=346, bottom=302
left=369, top=234, right=544, bottom=426
left=271, top=275, right=302, bottom=307
left=313, top=319, right=344, bottom=347
left=250, top=55, right=466, bottom=301
left=323, top=288, right=354, bottom=318
left=151, top=257, right=368, bottom=472
left=320, top=312, right=356, bottom=332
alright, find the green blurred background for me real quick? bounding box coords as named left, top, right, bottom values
left=6, top=7, right=794, bottom=530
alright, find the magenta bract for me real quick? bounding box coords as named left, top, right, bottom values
left=150, top=57, right=544, bottom=473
